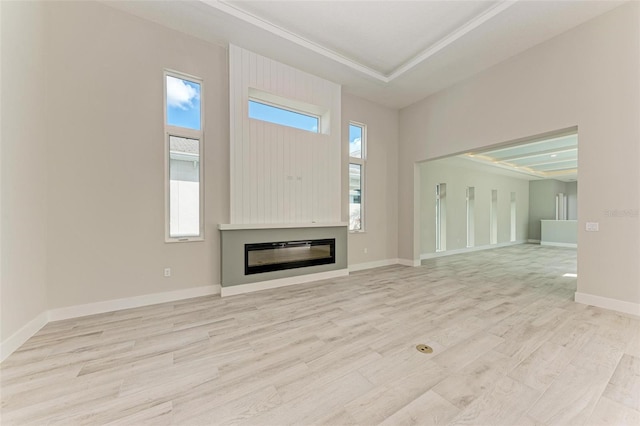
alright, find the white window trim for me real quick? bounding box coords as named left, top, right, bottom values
left=248, top=98, right=321, bottom=134
left=349, top=121, right=366, bottom=233
left=164, top=69, right=204, bottom=243
left=249, top=87, right=330, bottom=134
left=435, top=183, right=446, bottom=251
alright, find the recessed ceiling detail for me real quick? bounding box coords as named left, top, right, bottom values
left=218, top=0, right=516, bottom=81
left=464, top=134, right=578, bottom=182
left=102, top=0, right=626, bottom=108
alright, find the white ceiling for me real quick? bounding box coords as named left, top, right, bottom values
left=104, top=0, right=625, bottom=109
left=227, top=1, right=501, bottom=75
left=452, top=132, right=578, bottom=182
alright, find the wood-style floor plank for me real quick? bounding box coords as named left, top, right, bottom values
left=2, top=244, right=639, bottom=425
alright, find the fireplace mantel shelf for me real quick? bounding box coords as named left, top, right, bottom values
left=218, top=222, right=348, bottom=231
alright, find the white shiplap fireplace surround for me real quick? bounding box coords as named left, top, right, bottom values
left=219, top=45, right=348, bottom=296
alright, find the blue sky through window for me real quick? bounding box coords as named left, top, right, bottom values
left=249, top=100, right=318, bottom=133
left=166, top=75, right=201, bottom=130
left=349, top=124, right=362, bottom=158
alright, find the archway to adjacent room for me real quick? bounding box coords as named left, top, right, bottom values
left=414, top=127, right=578, bottom=277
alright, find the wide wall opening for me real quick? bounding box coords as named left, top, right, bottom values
left=417, top=129, right=578, bottom=260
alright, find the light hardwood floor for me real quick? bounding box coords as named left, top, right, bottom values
left=1, top=244, right=639, bottom=425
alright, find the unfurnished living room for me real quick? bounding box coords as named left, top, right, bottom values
left=1, top=1, right=639, bottom=425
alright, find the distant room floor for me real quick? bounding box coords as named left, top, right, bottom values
left=1, top=244, right=638, bottom=425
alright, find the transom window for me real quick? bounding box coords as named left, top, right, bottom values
left=249, top=100, right=319, bottom=133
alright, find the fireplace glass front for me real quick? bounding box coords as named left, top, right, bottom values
left=245, top=239, right=336, bottom=275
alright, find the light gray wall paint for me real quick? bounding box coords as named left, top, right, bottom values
left=1, top=1, right=49, bottom=341
left=44, top=1, right=230, bottom=309
left=419, top=160, right=529, bottom=254
left=529, top=179, right=567, bottom=241
left=566, top=181, right=578, bottom=220
left=528, top=180, right=579, bottom=240
left=541, top=220, right=577, bottom=245
left=342, top=93, right=399, bottom=266
left=399, top=3, right=639, bottom=305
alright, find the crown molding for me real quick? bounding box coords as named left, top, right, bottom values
left=203, top=0, right=518, bottom=83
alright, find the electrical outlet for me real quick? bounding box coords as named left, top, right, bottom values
left=164, top=268, right=171, bottom=277
left=585, top=222, right=599, bottom=232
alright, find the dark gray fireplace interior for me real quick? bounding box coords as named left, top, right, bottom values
left=245, top=239, right=335, bottom=275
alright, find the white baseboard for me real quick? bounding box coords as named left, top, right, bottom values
left=541, top=241, right=577, bottom=248
left=349, top=259, right=399, bottom=272
left=48, top=285, right=221, bottom=322
left=0, top=311, right=48, bottom=363
left=575, top=292, right=640, bottom=317
left=1, top=285, right=220, bottom=363
left=221, top=269, right=349, bottom=297
left=397, top=258, right=421, bottom=267
left=421, top=241, right=526, bottom=260
left=528, top=239, right=541, bottom=244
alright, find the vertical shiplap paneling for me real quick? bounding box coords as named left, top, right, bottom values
left=285, top=129, right=292, bottom=223
left=262, top=54, right=271, bottom=93
left=229, top=45, right=244, bottom=223
left=257, top=122, right=265, bottom=223
left=228, top=45, right=341, bottom=224
left=248, top=52, right=258, bottom=224
left=241, top=48, right=252, bottom=224
left=277, top=126, right=284, bottom=222
left=229, top=45, right=239, bottom=222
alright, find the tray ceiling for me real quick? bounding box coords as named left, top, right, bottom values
left=460, top=133, right=578, bottom=182
left=103, top=0, right=626, bottom=108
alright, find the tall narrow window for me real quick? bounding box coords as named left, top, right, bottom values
left=556, top=193, right=567, bottom=220
left=349, top=122, right=366, bottom=231
left=165, top=71, right=203, bottom=242
left=466, top=187, right=475, bottom=248
left=510, top=192, right=517, bottom=242
left=436, top=183, right=447, bottom=251
left=490, top=189, right=498, bottom=245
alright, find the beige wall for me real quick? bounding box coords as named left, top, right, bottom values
left=419, top=160, right=529, bottom=254
left=342, top=93, right=399, bottom=266
left=0, top=2, right=49, bottom=341
left=3, top=0, right=639, bottom=349
left=399, top=3, right=640, bottom=304
left=44, top=2, right=229, bottom=309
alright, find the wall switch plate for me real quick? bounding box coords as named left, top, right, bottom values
left=586, top=222, right=599, bottom=232
left=164, top=268, right=171, bottom=277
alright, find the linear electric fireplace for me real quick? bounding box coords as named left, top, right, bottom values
left=245, top=238, right=335, bottom=275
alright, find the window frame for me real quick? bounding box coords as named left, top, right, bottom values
left=348, top=121, right=366, bottom=233
left=248, top=87, right=330, bottom=134
left=164, top=69, right=204, bottom=243
left=435, top=183, right=446, bottom=252
left=248, top=98, right=321, bottom=133
left=466, top=186, right=475, bottom=248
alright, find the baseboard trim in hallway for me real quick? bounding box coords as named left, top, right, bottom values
left=420, top=240, right=528, bottom=260
left=575, top=291, right=640, bottom=316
